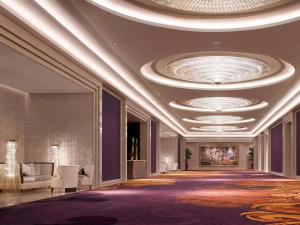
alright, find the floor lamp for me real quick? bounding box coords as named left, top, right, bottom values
left=0, top=140, right=19, bottom=191
left=51, top=145, right=60, bottom=176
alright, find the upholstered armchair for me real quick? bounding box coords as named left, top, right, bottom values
left=51, top=165, right=79, bottom=193
left=171, top=163, right=178, bottom=171
left=79, top=165, right=94, bottom=189
left=160, top=162, right=168, bottom=173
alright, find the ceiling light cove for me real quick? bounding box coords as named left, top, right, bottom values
left=141, top=51, right=295, bottom=90
left=170, top=97, right=268, bottom=112
left=191, top=126, right=248, bottom=133
left=183, top=115, right=255, bottom=125
left=89, top=0, right=300, bottom=31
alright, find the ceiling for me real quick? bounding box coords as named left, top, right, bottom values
left=0, top=41, right=88, bottom=93
left=2, top=0, right=299, bottom=137
left=68, top=0, right=300, bottom=134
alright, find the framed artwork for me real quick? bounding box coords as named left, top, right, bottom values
left=199, top=145, right=239, bottom=166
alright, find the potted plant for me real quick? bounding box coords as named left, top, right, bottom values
left=248, top=146, right=254, bottom=170
left=185, top=148, right=192, bottom=170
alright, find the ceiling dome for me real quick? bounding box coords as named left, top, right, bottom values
left=141, top=51, right=294, bottom=90
left=91, top=0, right=300, bottom=31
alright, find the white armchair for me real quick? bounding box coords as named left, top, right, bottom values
left=51, top=165, right=79, bottom=193
left=79, top=165, right=94, bottom=189
left=160, top=162, right=168, bottom=173
left=170, top=163, right=178, bottom=171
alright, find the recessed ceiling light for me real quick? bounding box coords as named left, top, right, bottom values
left=170, top=97, right=268, bottom=112
left=183, top=115, right=255, bottom=125
left=141, top=51, right=295, bottom=90
left=90, top=0, right=300, bottom=31
left=191, top=126, right=248, bottom=132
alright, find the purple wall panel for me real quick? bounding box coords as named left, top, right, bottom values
left=271, top=123, right=283, bottom=173
left=297, top=111, right=300, bottom=176
left=151, top=120, right=157, bottom=173
left=102, top=90, right=121, bottom=181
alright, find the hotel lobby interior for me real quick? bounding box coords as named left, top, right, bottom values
left=0, top=0, right=300, bottom=224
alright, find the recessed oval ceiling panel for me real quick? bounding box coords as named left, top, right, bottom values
left=89, top=0, right=300, bottom=31
left=141, top=51, right=295, bottom=90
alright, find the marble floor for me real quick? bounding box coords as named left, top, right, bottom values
left=0, top=189, right=67, bottom=208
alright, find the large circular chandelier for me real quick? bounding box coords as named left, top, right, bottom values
left=141, top=51, right=294, bottom=90
left=186, top=97, right=252, bottom=111
left=170, top=97, right=268, bottom=112
left=191, top=126, right=248, bottom=132
left=90, top=0, right=300, bottom=31
left=183, top=115, right=255, bottom=124
left=137, top=0, right=286, bottom=15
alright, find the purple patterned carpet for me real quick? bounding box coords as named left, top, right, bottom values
left=1, top=171, right=299, bottom=225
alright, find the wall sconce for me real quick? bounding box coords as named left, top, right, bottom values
left=50, top=145, right=60, bottom=176
left=0, top=140, right=19, bottom=191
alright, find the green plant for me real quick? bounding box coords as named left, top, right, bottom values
left=185, top=148, right=192, bottom=160
left=248, top=146, right=254, bottom=161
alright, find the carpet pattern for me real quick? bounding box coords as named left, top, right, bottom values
left=0, top=171, right=300, bottom=225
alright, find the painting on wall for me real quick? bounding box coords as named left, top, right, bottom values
left=199, top=145, right=239, bottom=166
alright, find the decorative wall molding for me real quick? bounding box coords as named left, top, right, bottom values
left=283, top=113, right=293, bottom=123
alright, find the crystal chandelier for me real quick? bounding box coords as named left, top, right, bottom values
left=185, top=97, right=253, bottom=111
left=165, top=55, right=270, bottom=84
left=191, top=126, right=248, bottom=132
left=141, top=0, right=284, bottom=14
left=183, top=115, right=255, bottom=124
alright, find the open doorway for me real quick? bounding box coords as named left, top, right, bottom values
left=126, top=112, right=149, bottom=179
left=0, top=41, right=95, bottom=206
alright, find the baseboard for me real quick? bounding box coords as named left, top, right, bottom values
left=269, top=171, right=284, bottom=176
left=151, top=173, right=160, bottom=176
left=100, top=179, right=122, bottom=187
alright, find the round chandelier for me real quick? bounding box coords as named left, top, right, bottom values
left=136, top=0, right=286, bottom=15
left=170, top=97, right=268, bottom=112
left=141, top=51, right=295, bottom=90
left=186, top=97, right=252, bottom=111
left=191, top=126, right=248, bottom=132
left=183, top=115, right=255, bottom=124
left=91, top=0, right=300, bottom=31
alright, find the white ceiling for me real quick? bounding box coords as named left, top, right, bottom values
left=0, top=41, right=88, bottom=93
left=68, top=0, right=300, bottom=134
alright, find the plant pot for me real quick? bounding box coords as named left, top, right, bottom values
left=185, top=160, right=189, bottom=170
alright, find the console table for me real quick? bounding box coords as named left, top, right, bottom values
left=127, top=160, right=147, bottom=179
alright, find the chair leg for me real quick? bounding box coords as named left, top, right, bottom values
left=51, top=188, right=54, bottom=193
left=89, top=185, right=92, bottom=190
